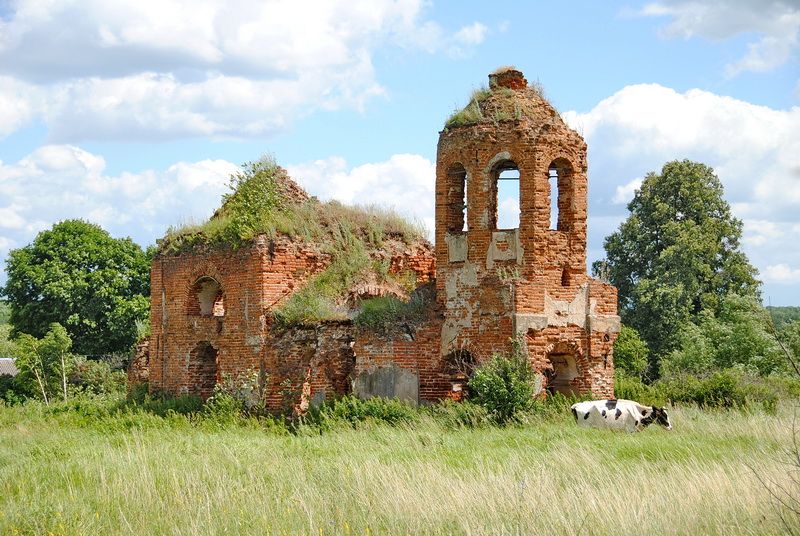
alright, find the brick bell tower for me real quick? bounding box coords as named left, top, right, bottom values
left=434, top=68, right=620, bottom=398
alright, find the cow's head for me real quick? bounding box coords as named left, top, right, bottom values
left=651, top=406, right=672, bottom=430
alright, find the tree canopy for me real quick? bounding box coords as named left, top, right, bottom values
left=595, top=160, right=761, bottom=364
left=1, top=220, right=151, bottom=355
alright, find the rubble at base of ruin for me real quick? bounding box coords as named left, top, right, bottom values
left=132, top=68, right=620, bottom=409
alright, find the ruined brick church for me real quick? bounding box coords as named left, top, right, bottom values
left=136, top=68, right=620, bottom=409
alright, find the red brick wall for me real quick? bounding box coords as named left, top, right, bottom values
left=148, top=234, right=437, bottom=407
left=148, top=239, right=271, bottom=398
left=433, top=70, right=619, bottom=397
left=353, top=314, right=450, bottom=402
left=145, top=70, right=617, bottom=406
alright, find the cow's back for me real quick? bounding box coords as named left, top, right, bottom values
left=571, top=399, right=641, bottom=432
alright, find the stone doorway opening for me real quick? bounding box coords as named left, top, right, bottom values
left=189, top=341, right=218, bottom=400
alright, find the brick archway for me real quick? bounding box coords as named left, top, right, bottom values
left=188, top=341, right=218, bottom=400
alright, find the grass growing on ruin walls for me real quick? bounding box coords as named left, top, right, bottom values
left=444, top=79, right=549, bottom=128
left=160, top=156, right=427, bottom=254
left=0, top=398, right=796, bottom=535
left=158, top=155, right=429, bottom=326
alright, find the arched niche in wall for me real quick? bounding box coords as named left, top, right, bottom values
left=445, top=163, right=468, bottom=233
left=188, top=341, right=218, bottom=399
left=547, top=158, right=575, bottom=232
left=187, top=276, right=225, bottom=317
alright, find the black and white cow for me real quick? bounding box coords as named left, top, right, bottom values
left=570, top=399, right=672, bottom=432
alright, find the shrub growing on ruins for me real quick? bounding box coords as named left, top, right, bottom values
left=354, top=291, right=430, bottom=332
left=468, top=336, right=535, bottom=424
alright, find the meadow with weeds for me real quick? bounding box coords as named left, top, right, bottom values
left=0, top=394, right=797, bottom=535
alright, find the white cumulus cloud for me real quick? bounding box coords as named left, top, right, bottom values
left=287, top=154, right=436, bottom=238
left=564, top=83, right=800, bottom=301
left=638, top=0, right=800, bottom=76
left=0, top=145, right=240, bottom=267
left=764, top=263, right=800, bottom=284
left=612, top=177, right=643, bottom=205
left=0, top=0, right=488, bottom=141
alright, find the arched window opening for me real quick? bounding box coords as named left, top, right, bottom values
left=188, top=277, right=225, bottom=317
left=188, top=341, right=218, bottom=399
left=547, top=159, right=574, bottom=232
left=548, top=166, right=559, bottom=230
left=446, top=164, right=468, bottom=233
left=493, top=160, right=520, bottom=230
left=561, top=267, right=570, bottom=287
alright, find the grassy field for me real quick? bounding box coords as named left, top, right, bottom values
left=0, top=400, right=797, bottom=535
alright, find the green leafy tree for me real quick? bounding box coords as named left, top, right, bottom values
left=769, top=307, right=800, bottom=330
left=595, top=160, right=761, bottom=365
left=779, top=320, right=800, bottom=366
left=0, top=301, right=10, bottom=324
left=1, top=220, right=151, bottom=355
left=14, top=323, right=74, bottom=404
left=661, top=294, right=785, bottom=377
left=468, top=336, right=534, bottom=423
left=613, top=325, right=649, bottom=379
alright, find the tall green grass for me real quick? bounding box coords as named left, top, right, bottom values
left=0, top=397, right=795, bottom=535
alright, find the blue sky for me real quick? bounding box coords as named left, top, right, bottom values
left=0, top=0, right=798, bottom=304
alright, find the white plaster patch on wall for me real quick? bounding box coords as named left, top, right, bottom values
left=445, top=232, right=467, bottom=263
left=543, top=284, right=589, bottom=327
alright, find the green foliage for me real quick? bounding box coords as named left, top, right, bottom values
left=1, top=220, right=151, bottom=355
left=661, top=294, right=786, bottom=377
left=159, top=155, right=428, bottom=326
left=595, top=160, right=761, bottom=367
left=0, top=301, right=10, bottom=324
left=354, top=291, right=430, bottom=332
left=467, top=336, right=535, bottom=423
left=129, top=390, right=205, bottom=416
left=768, top=306, right=800, bottom=330
left=613, top=325, right=650, bottom=378
left=0, top=373, right=31, bottom=404
left=0, top=324, right=15, bottom=358
left=299, top=395, right=419, bottom=433
left=618, top=368, right=800, bottom=413
left=274, top=245, right=372, bottom=325
left=13, top=323, right=74, bottom=404
left=614, top=373, right=667, bottom=407
left=780, top=320, right=800, bottom=363
left=204, top=369, right=269, bottom=424
left=68, top=356, right=127, bottom=397
left=219, top=155, right=286, bottom=243
left=660, top=370, right=749, bottom=410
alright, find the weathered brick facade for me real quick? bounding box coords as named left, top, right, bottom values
left=435, top=68, right=619, bottom=397
left=140, top=68, right=619, bottom=408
